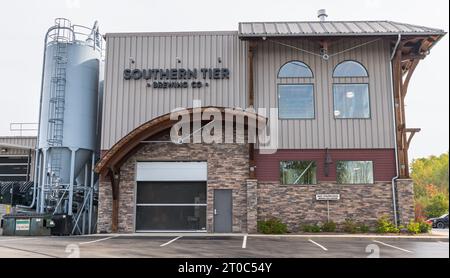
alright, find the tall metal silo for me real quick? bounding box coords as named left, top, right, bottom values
left=34, top=18, right=104, bottom=234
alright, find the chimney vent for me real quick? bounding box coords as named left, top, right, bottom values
left=317, top=9, right=328, bottom=21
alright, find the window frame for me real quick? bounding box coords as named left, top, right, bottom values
left=277, top=83, right=316, bottom=120
left=332, top=60, right=369, bottom=78
left=335, top=160, right=374, bottom=185
left=279, top=160, right=318, bottom=185
left=332, top=59, right=371, bottom=120
left=278, top=60, right=314, bottom=78
left=332, top=83, right=371, bottom=119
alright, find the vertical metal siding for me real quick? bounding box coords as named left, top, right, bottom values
left=254, top=38, right=394, bottom=149
left=101, top=32, right=247, bottom=149
left=0, top=137, right=36, bottom=155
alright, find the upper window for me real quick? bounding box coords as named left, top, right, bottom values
left=333, top=84, right=370, bottom=118
left=278, top=84, right=315, bottom=119
left=278, top=61, right=313, bottom=78
left=333, top=60, right=370, bottom=119
left=333, top=60, right=368, bottom=77
left=280, top=160, right=317, bottom=185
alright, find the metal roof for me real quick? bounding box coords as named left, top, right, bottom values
left=238, top=21, right=446, bottom=38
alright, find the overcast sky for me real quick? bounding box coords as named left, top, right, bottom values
left=0, top=0, right=448, bottom=159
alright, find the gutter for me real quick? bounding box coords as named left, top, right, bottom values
left=389, top=34, right=402, bottom=227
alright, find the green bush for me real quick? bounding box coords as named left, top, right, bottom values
left=407, top=220, right=421, bottom=234
left=302, top=224, right=321, bottom=233
left=358, top=224, right=370, bottom=233
left=257, top=218, right=288, bottom=234
left=343, top=219, right=358, bottom=233
left=424, top=194, right=449, bottom=218
left=418, top=220, right=432, bottom=233
left=376, top=216, right=399, bottom=233
left=321, top=221, right=336, bottom=232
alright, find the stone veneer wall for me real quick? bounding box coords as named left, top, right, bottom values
left=97, top=142, right=249, bottom=233
left=396, top=179, right=415, bottom=224
left=257, top=182, right=398, bottom=232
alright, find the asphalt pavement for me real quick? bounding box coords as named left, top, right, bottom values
left=0, top=233, right=448, bottom=258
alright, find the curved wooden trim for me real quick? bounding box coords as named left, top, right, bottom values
left=95, top=106, right=266, bottom=176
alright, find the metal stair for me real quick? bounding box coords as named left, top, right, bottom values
left=46, top=32, right=68, bottom=182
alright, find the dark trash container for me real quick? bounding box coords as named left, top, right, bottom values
left=1, top=213, right=54, bottom=236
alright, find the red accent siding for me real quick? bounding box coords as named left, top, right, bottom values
left=255, top=149, right=396, bottom=182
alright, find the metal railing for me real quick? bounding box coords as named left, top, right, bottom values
left=9, top=123, right=38, bottom=136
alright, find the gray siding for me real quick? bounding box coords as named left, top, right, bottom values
left=0, top=136, right=36, bottom=181
left=101, top=32, right=248, bottom=149
left=254, top=38, right=394, bottom=149
left=0, top=136, right=36, bottom=155
left=101, top=33, right=394, bottom=150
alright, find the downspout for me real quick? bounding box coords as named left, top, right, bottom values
left=389, top=34, right=402, bottom=227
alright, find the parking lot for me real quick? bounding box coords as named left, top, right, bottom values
left=0, top=234, right=448, bottom=258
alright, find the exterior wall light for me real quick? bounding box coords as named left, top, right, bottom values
left=324, top=148, right=333, bottom=177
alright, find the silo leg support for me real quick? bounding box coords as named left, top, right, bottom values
left=68, top=149, right=76, bottom=216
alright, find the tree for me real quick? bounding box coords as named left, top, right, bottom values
left=411, top=152, right=449, bottom=219
left=424, top=193, right=449, bottom=218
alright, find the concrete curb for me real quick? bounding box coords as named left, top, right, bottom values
left=75, top=233, right=449, bottom=240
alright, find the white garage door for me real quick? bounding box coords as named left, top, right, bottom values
left=136, top=162, right=207, bottom=181
left=135, top=162, right=207, bottom=232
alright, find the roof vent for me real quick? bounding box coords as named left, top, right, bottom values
left=317, top=9, right=328, bottom=21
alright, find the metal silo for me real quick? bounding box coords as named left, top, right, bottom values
left=34, top=18, right=104, bottom=234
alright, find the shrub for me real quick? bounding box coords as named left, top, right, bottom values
left=407, top=220, right=421, bottom=234
left=418, top=220, right=432, bottom=233
left=376, top=216, right=399, bottom=233
left=302, top=224, right=321, bottom=233
left=343, top=219, right=358, bottom=233
left=321, top=221, right=336, bottom=232
left=257, top=218, right=288, bottom=234
left=358, top=224, right=370, bottom=233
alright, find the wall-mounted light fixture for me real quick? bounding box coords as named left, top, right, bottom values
left=324, top=148, right=333, bottom=177
left=176, top=58, right=181, bottom=63
left=217, top=57, right=222, bottom=63
left=0, top=148, right=7, bottom=153
left=129, top=57, right=135, bottom=64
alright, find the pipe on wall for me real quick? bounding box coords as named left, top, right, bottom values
left=389, top=34, right=402, bottom=227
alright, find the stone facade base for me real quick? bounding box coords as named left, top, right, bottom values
left=97, top=142, right=413, bottom=233
left=396, top=179, right=415, bottom=224
left=257, top=182, right=397, bottom=232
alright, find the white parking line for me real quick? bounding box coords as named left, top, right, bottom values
left=160, top=236, right=182, bottom=247
left=242, top=234, right=248, bottom=248
left=372, top=240, right=413, bottom=253
left=308, top=239, right=328, bottom=251
left=0, top=237, right=39, bottom=242
left=79, top=235, right=119, bottom=245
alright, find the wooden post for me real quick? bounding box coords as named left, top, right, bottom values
left=392, top=45, right=422, bottom=178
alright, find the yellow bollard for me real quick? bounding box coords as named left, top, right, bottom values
left=5, top=205, right=11, bottom=214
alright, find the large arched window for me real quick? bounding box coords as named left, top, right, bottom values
left=278, top=61, right=313, bottom=78
left=332, top=60, right=370, bottom=119
left=277, top=61, right=315, bottom=119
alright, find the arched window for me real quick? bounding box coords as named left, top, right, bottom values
left=277, top=61, right=315, bottom=119
left=332, top=60, right=370, bottom=119
left=333, top=60, right=368, bottom=77
left=278, top=61, right=313, bottom=78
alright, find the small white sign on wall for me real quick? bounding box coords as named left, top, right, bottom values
left=316, top=194, right=340, bottom=201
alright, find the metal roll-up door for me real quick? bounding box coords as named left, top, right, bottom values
left=135, top=162, right=207, bottom=232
